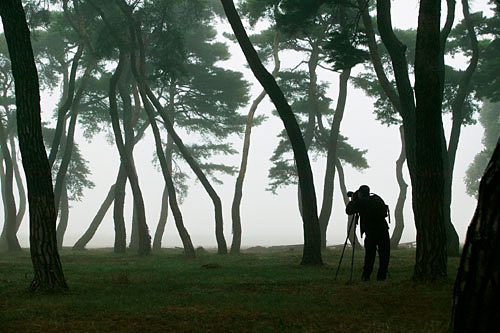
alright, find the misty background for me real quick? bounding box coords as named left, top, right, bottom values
left=8, top=0, right=492, bottom=249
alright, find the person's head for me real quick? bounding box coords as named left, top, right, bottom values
left=358, top=185, right=370, bottom=198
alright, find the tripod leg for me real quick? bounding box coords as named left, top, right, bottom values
left=350, top=214, right=357, bottom=282
left=335, top=214, right=355, bottom=281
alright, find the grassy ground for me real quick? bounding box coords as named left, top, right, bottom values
left=0, top=246, right=459, bottom=332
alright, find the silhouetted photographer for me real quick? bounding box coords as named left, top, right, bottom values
left=346, top=185, right=390, bottom=281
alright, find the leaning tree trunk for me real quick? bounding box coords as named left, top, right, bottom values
left=318, top=68, right=351, bottom=249
left=153, top=184, right=169, bottom=251
left=413, top=0, right=448, bottom=280
left=451, top=138, right=500, bottom=332
left=221, top=0, right=322, bottom=265
left=73, top=184, right=115, bottom=250
left=0, top=121, right=20, bottom=251
left=231, top=31, right=281, bottom=254
left=0, top=0, right=67, bottom=291
left=390, top=125, right=408, bottom=249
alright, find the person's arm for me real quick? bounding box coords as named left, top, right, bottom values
left=346, top=200, right=358, bottom=215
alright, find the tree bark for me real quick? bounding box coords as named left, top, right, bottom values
left=221, top=0, right=322, bottom=265
left=413, top=0, right=448, bottom=280
left=153, top=184, right=169, bottom=251
left=391, top=125, right=407, bottom=249
left=0, top=0, right=67, bottom=291
left=451, top=138, right=500, bottom=332
left=231, top=31, right=281, bottom=254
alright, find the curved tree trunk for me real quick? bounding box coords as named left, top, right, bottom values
left=73, top=184, right=115, bottom=250
left=451, top=138, right=500, bottom=332
left=335, top=159, right=361, bottom=248
left=318, top=68, right=351, bottom=249
left=391, top=125, right=407, bottom=249
left=443, top=0, right=479, bottom=257
left=0, top=0, right=67, bottom=291
left=56, top=184, right=69, bottom=250
left=10, top=137, right=26, bottom=232
left=153, top=184, right=169, bottom=251
left=0, top=120, right=20, bottom=251
left=221, top=0, right=322, bottom=265
left=231, top=31, right=281, bottom=254
left=128, top=48, right=196, bottom=257
left=109, top=50, right=150, bottom=255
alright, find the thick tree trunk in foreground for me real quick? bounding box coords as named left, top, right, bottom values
left=391, top=125, right=407, bottom=249
left=0, top=0, right=67, bottom=291
left=413, top=0, right=447, bottom=280
left=221, top=0, right=322, bottom=265
left=451, top=138, right=500, bottom=332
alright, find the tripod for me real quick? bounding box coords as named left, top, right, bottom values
left=335, top=213, right=359, bottom=282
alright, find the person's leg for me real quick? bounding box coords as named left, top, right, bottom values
left=363, top=234, right=376, bottom=281
left=377, top=230, right=391, bottom=280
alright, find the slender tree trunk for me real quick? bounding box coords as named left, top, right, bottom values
left=153, top=184, right=169, bottom=251
left=221, top=0, right=322, bottom=265
left=318, top=68, right=351, bottom=249
left=443, top=0, right=480, bottom=257
left=335, top=159, right=361, bottom=248
left=109, top=51, right=150, bottom=255
left=56, top=185, right=69, bottom=250
left=73, top=184, right=115, bottom=250
left=114, top=159, right=128, bottom=253
left=0, top=121, right=20, bottom=251
left=48, top=43, right=84, bottom=168
left=127, top=46, right=196, bottom=257
left=0, top=0, right=67, bottom=291
left=129, top=203, right=139, bottom=251
left=231, top=31, right=281, bottom=254
left=11, top=137, right=27, bottom=232
left=391, top=125, right=407, bottom=249
left=413, top=0, right=447, bottom=280
left=451, top=138, right=500, bottom=332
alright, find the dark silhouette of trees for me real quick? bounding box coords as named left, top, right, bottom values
left=0, top=0, right=67, bottom=291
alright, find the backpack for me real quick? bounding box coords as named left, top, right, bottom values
left=370, top=193, right=389, bottom=221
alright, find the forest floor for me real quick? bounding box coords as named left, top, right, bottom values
left=0, top=246, right=459, bottom=332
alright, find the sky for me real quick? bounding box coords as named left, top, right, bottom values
left=10, top=0, right=495, bottom=249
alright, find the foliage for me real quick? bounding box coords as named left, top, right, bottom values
left=0, top=248, right=459, bottom=331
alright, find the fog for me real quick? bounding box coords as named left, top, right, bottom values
left=6, top=0, right=492, bottom=249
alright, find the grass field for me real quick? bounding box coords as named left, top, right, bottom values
left=0, top=246, right=459, bottom=332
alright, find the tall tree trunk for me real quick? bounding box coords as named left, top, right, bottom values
left=0, top=120, right=20, bottom=251
left=127, top=47, right=196, bottom=257
left=73, top=184, right=115, bottom=250
left=413, top=0, right=447, bottom=280
left=221, top=0, right=322, bottom=265
left=391, top=125, right=407, bottom=249
left=109, top=51, right=150, bottom=255
left=335, top=159, right=361, bottom=248
left=318, top=68, right=351, bottom=249
left=443, top=0, right=479, bottom=257
left=56, top=184, right=69, bottom=250
left=231, top=31, right=281, bottom=254
left=113, top=155, right=128, bottom=253
left=451, top=138, right=500, bottom=332
left=0, top=0, right=67, bottom=291
left=129, top=203, right=139, bottom=251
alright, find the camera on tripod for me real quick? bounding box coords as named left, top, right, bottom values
left=347, top=190, right=359, bottom=199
